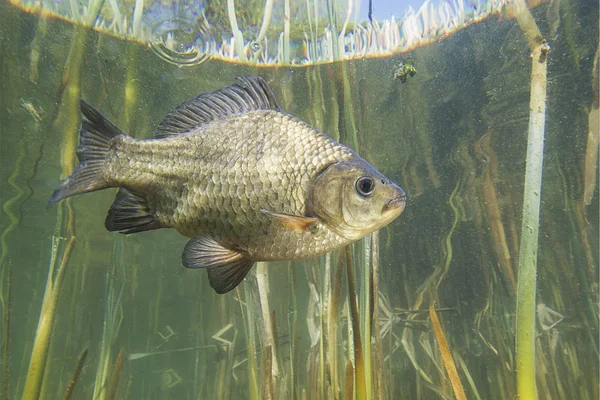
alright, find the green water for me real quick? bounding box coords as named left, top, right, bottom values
left=1, top=2, right=598, bottom=399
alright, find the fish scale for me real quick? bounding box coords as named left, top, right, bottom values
left=50, top=76, right=406, bottom=294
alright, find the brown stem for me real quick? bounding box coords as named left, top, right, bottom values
left=106, top=348, right=125, bottom=400
left=429, top=304, right=467, bottom=400
left=63, top=349, right=88, bottom=400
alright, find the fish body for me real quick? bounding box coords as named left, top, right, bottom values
left=51, top=76, right=406, bottom=293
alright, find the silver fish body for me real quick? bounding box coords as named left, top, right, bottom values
left=51, top=76, right=406, bottom=293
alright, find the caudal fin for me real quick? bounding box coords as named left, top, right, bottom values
left=49, top=100, right=126, bottom=205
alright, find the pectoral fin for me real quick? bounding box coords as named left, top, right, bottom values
left=183, top=236, right=254, bottom=294
left=261, top=210, right=318, bottom=231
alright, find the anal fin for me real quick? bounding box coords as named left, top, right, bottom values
left=183, top=236, right=254, bottom=294
left=105, top=188, right=160, bottom=234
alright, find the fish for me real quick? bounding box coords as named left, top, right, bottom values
left=50, top=76, right=406, bottom=294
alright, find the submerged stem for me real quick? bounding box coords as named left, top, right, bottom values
left=242, top=284, right=260, bottom=400
left=361, top=235, right=372, bottom=399
left=511, top=2, right=548, bottom=399
left=21, top=203, right=76, bottom=400
left=63, top=349, right=88, bottom=400
left=345, top=245, right=366, bottom=400
left=429, top=304, right=467, bottom=400
left=106, top=348, right=124, bottom=400
left=257, top=262, right=279, bottom=380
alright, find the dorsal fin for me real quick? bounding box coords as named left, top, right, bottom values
left=155, top=75, right=280, bottom=138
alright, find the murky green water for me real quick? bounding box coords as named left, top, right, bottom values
left=1, top=1, right=598, bottom=399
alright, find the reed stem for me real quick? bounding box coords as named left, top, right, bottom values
left=584, top=105, right=598, bottom=205
left=242, top=283, right=260, bottom=400
left=510, top=2, right=548, bottom=399
left=256, top=262, right=279, bottom=381
left=344, top=360, right=354, bottom=400
left=319, top=255, right=329, bottom=400
left=287, top=263, right=298, bottom=400
left=583, top=44, right=599, bottom=205
left=370, top=231, right=384, bottom=399
left=262, top=346, right=274, bottom=400
left=92, top=240, right=125, bottom=400
left=328, top=251, right=345, bottom=399
left=106, top=348, right=124, bottom=400
left=21, top=205, right=76, bottom=400
left=429, top=304, right=467, bottom=400
left=345, top=245, right=366, bottom=400
left=62, top=349, right=88, bottom=400
left=361, top=235, right=372, bottom=399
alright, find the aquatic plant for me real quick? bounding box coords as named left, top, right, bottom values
left=508, top=2, right=549, bottom=398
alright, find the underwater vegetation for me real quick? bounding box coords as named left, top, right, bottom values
left=0, top=0, right=598, bottom=399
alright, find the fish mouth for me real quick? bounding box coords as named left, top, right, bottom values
left=383, top=193, right=407, bottom=214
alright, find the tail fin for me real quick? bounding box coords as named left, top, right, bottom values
left=49, top=100, right=126, bottom=205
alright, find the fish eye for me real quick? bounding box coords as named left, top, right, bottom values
left=356, top=176, right=375, bottom=197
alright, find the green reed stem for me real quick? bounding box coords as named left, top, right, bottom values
left=345, top=245, right=366, bottom=400
left=93, top=239, right=125, bottom=400
left=106, top=348, right=124, bottom=400
left=29, top=13, right=47, bottom=83
left=242, top=284, right=260, bottom=400
left=361, top=236, right=372, bottom=399
left=340, top=64, right=359, bottom=152
left=21, top=202, right=76, bottom=400
left=455, top=353, right=482, bottom=400
left=308, top=66, right=330, bottom=139
left=257, top=262, right=279, bottom=381
left=370, top=231, right=384, bottom=398
left=58, top=28, right=88, bottom=178
left=287, top=263, right=298, bottom=400
left=511, top=3, right=548, bottom=399
left=328, top=250, right=345, bottom=399
left=583, top=51, right=599, bottom=205
left=319, top=256, right=328, bottom=400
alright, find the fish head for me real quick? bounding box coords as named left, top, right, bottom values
left=308, top=159, right=406, bottom=241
